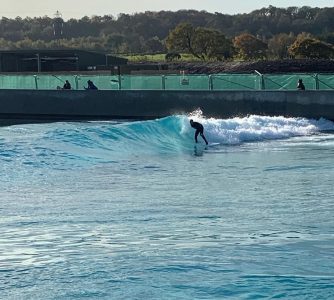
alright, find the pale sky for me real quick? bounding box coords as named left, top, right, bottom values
left=0, top=0, right=331, bottom=19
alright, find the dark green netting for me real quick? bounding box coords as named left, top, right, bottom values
left=0, top=73, right=333, bottom=90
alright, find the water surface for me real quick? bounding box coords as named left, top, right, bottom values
left=1, top=115, right=334, bottom=299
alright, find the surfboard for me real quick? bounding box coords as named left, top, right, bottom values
left=193, top=142, right=220, bottom=156
left=194, top=142, right=219, bottom=147
left=207, top=142, right=220, bottom=147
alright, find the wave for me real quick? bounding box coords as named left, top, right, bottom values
left=1, top=114, right=334, bottom=168
left=45, top=114, right=334, bottom=153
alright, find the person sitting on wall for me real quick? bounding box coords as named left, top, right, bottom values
left=85, top=80, right=98, bottom=90
left=297, top=79, right=305, bottom=90
left=63, top=80, right=71, bottom=90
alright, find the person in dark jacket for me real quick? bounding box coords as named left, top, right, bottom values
left=190, top=119, right=208, bottom=145
left=85, top=80, right=98, bottom=90
left=63, top=80, right=71, bottom=90
left=297, top=79, right=305, bottom=90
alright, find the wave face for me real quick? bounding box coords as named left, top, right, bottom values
left=43, top=115, right=334, bottom=156
left=1, top=114, right=334, bottom=169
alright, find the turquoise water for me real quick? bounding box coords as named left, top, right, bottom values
left=1, top=115, right=334, bottom=299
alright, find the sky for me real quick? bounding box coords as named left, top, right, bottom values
left=0, top=0, right=331, bottom=19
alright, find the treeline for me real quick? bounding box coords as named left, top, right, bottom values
left=0, top=6, right=333, bottom=60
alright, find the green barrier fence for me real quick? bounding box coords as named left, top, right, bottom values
left=0, top=73, right=334, bottom=90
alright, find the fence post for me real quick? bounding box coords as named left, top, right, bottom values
left=261, top=75, right=265, bottom=90
left=34, top=75, right=38, bottom=90
left=208, top=75, right=213, bottom=90
left=314, top=73, right=319, bottom=90
left=255, top=70, right=265, bottom=90
left=118, top=75, right=122, bottom=90
left=162, top=75, right=166, bottom=90
left=74, top=75, right=79, bottom=90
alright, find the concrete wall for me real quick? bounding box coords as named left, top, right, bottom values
left=0, top=89, right=334, bottom=125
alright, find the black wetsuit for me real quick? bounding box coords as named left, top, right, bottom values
left=63, top=81, right=71, bottom=89
left=191, top=121, right=208, bottom=145
left=88, top=83, right=98, bottom=90
left=85, top=81, right=98, bottom=90
left=297, top=82, right=305, bottom=90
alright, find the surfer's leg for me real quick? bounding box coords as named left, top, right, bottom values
left=201, top=132, right=208, bottom=145
left=195, top=130, right=200, bottom=143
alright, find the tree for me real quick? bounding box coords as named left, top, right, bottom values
left=166, top=23, right=197, bottom=57
left=320, top=32, right=334, bottom=45
left=233, top=33, right=268, bottom=60
left=166, top=23, right=233, bottom=61
left=289, top=36, right=334, bottom=59
left=0, top=8, right=333, bottom=56
left=268, top=33, right=295, bottom=59
left=192, top=27, right=233, bottom=60
left=103, top=34, right=126, bottom=52
left=144, top=36, right=165, bottom=53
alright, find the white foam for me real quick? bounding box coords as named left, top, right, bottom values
left=184, top=114, right=334, bottom=145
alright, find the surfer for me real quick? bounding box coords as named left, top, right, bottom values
left=190, top=119, right=208, bottom=145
